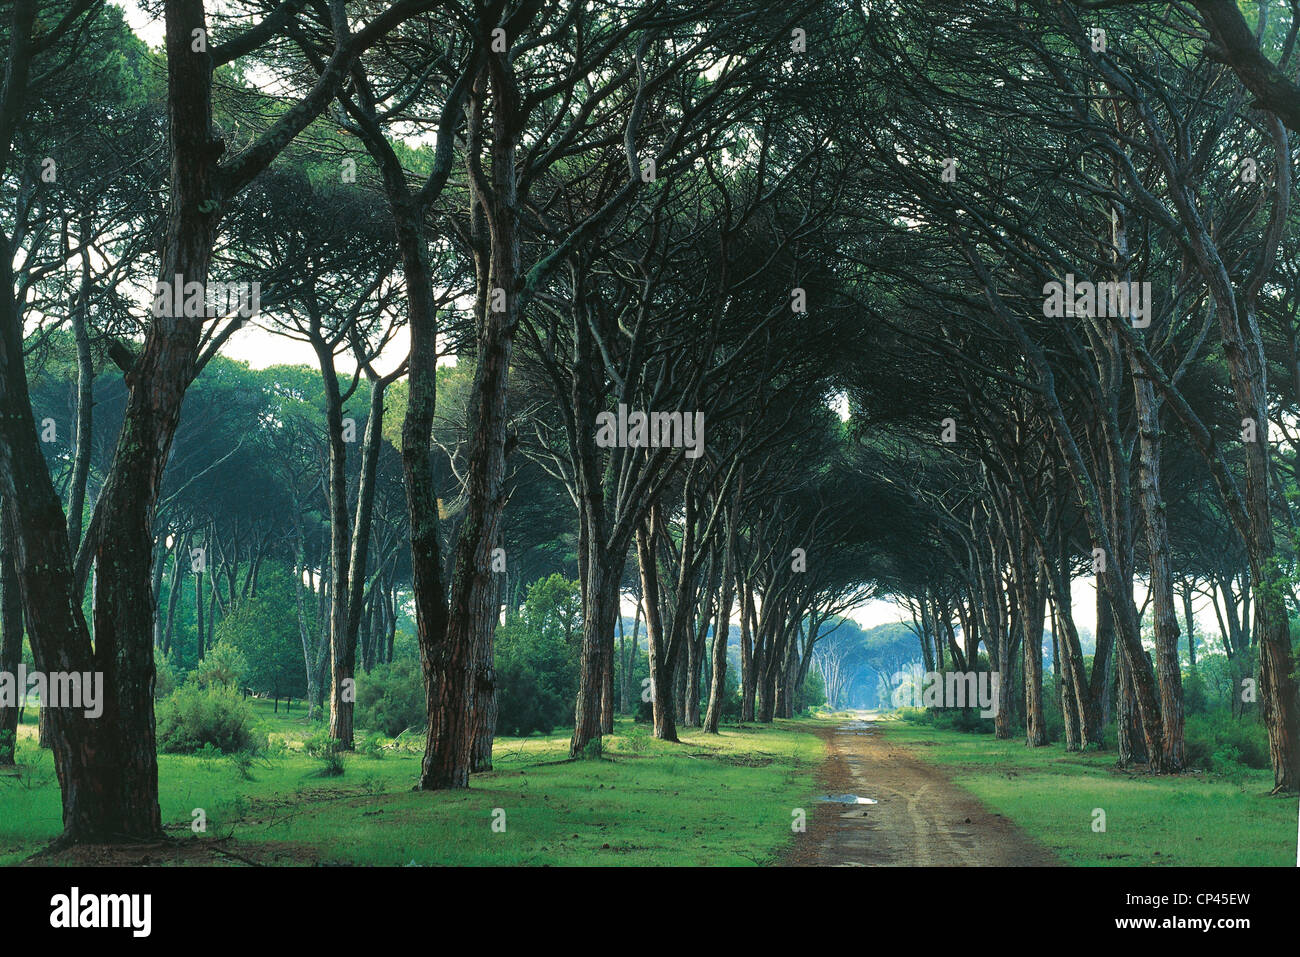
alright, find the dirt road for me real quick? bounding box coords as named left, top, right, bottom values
left=783, top=713, right=1058, bottom=866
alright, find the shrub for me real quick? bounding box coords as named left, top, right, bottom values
left=304, top=731, right=346, bottom=776
left=189, top=642, right=248, bottom=691
left=621, top=722, right=650, bottom=753
left=356, top=659, right=425, bottom=737
left=494, top=575, right=581, bottom=736
left=1182, top=669, right=1210, bottom=715
left=157, top=684, right=262, bottom=754
left=1184, top=712, right=1271, bottom=772
left=930, top=706, right=994, bottom=733
left=495, top=654, right=569, bottom=735
left=795, top=669, right=827, bottom=714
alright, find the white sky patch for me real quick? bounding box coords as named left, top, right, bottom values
left=116, top=0, right=162, bottom=45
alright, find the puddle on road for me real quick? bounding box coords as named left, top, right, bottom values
left=819, top=793, right=878, bottom=805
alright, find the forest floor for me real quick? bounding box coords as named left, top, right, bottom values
left=6, top=708, right=1292, bottom=866
left=861, top=716, right=1298, bottom=866
left=3, top=706, right=824, bottom=866
left=782, top=712, right=1058, bottom=866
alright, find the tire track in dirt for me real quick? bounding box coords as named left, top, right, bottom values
left=783, top=714, right=1058, bottom=867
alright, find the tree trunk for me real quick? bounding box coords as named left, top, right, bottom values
left=161, top=532, right=186, bottom=656
left=65, top=229, right=94, bottom=555
left=470, top=558, right=499, bottom=772
left=0, top=507, right=21, bottom=764
left=194, top=567, right=205, bottom=660
left=637, top=518, right=678, bottom=742
left=704, top=499, right=738, bottom=733
left=572, top=555, right=618, bottom=755
left=739, top=582, right=756, bottom=722
left=1020, top=552, right=1048, bottom=747
left=1131, top=368, right=1184, bottom=771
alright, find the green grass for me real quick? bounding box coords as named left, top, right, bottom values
left=0, top=701, right=824, bottom=866
left=878, top=717, right=1298, bottom=866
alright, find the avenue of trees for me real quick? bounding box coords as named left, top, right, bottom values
left=0, top=0, right=1298, bottom=848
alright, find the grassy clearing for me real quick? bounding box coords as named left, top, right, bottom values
left=878, top=717, right=1298, bottom=866
left=0, top=702, right=824, bottom=866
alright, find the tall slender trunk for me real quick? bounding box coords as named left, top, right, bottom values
left=637, top=517, right=677, bottom=742
left=739, top=582, right=756, bottom=722
left=1020, top=542, right=1047, bottom=747
left=686, top=558, right=716, bottom=728
left=704, top=596, right=733, bottom=733
left=66, top=224, right=94, bottom=555
left=316, top=343, right=353, bottom=748
left=1131, top=369, right=1184, bottom=770
left=704, top=496, right=738, bottom=733
left=162, top=532, right=186, bottom=656
left=194, top=567, right=205, bottom=660
left=438, top=64, right=519, bottom=777
left=0, top=507, right=21, bottom=764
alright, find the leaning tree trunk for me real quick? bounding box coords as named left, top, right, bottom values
left=1227, top=320, right=1300, bottom=789
left=703, top=594, right=733, bottom=733
left=685, top=565, right=716, bottom=728
left=0, top=239, right=151, bottom=839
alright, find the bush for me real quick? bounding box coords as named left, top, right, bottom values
left=494, top=575, right=581, bottom=736
left=356, top=659, right=425, bottom=736
left=896, top=706, right=930, bottom=724
left=1184, top=712, right=1271, bottom=772
left=304, top=731, right=346, bottom=776
left=495, top=654, right=570, bottom=735
left=621, top=722, right=650, bottom=753
left=1182, top=669, right=1210, bottom=715
left=157, top=684, right=263, bottom=754
left=931, top=706, right=995, bottom=733
left=795, top=670, right=827, bottom=714
left=189, top=642, right=248, bottom=691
